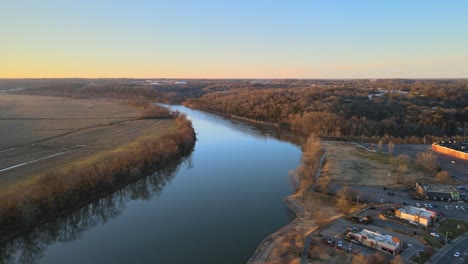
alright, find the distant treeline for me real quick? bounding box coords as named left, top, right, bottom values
left=0, top=111, right=196, bottom=241
left=15, top=79, right=468, bottom=143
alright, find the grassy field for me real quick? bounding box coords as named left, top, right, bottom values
left=322, top=141, right=438, bottom=187
left=436, top=218, right=468, bottom=240
left=0, top=94, right=176, bottom=190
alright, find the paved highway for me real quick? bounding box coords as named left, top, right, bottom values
left=429, top=235, right=468, bottom=264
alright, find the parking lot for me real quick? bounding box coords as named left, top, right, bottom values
left=320, top=217, right=425, bottom=261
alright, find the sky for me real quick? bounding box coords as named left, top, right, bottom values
left=1, top=0, right=468, bottom=79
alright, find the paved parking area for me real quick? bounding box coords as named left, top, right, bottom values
left=321, top=217, right=425, bottom=261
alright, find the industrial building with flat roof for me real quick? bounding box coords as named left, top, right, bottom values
left=432, top=141, right=468, bottom=160
left=416, top=182, right=460, bottom=201
left=347, top=229, right=402, bottom=255
left=395, top=206, right=436, bottom=227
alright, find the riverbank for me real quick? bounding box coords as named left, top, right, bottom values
left=0, top=103, right=196, bottom=243
left=247, top=139, right=342, bottom=264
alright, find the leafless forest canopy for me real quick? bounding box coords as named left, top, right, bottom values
left=4, top=78, right=468, bottom=142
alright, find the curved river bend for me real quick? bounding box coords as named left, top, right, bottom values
left=1, top=105, right=302, bottom=264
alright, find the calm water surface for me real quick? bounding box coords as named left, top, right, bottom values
left=2, top=106, right=302, bottom=264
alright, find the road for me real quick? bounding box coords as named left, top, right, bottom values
left=429, top=234, right=468, bottom=264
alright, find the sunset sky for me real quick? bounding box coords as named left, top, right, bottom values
left=2, top=0, right=468, bottom=78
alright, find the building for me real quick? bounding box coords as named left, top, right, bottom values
left=347, top=229, right=402, bottom=255
left=432, top=141, right=468, bottom=160
left=416, top=182, right=460, bottom=201
left=395, top=206, right=436, bottom=227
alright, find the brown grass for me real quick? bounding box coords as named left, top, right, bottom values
left=322, top=141, right=436, bottom=187
left=0, top=94, right=139, bottom=148
left=0, top=94, right=173, bottom=189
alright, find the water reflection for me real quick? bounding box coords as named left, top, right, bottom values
left=161, top=104, right=304, bottom=147
left=0, top=156, right=188, bottom=264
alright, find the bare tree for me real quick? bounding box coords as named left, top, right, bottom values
left=316, top=174, right=331, bottom=194
left=390, top=154, right=409, bottom=184
left=313, top=210, right=328, bottom=236
left=388, top=141, right=395, bottom=156
left=336, top=185, right=351, bottom=214
left=436, top=171, right=450, bottom=183
left=288, top=169, right=301, bottom=191
left=378, top=139, right=383, bottom=152
left=390, top=255, right=404, bottom=264
left=351, top=254, right=367, bottom=264
left=416, top=151, right=438, bottom=171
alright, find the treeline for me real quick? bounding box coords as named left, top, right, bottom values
left=15, top=78, right=468, bottom=142
left=0, top=113, right=196, bottom=241
left=289, top=135, right=323, bottom=193
left=185, top=84, right=468, bottom=143
left=16, top=82, right=208, bottom=104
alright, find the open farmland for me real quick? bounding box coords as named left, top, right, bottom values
left=0, top=94, right=176, bottom=189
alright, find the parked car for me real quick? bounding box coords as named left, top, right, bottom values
left=416, top=203, right=421, bottom=207
left=430, top=232, right=440, bottom=237
left=338, top=241, right=343, bottom=247
left=454, top=251, right=460, bottom=257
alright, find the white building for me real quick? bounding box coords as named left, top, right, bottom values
left=348, top=229, right=402, bottom=255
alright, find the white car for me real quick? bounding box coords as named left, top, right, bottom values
left=430, top=232, right=439, bottom=237
left=416, top=203, right=421, bottom=207
left=338, top=241, right=343, bottom=247
left=454, top=251, right=460, bottom=257
left=424, top=203, right=428, bottom=207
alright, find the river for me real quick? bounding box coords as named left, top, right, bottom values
left=1, top=105, right=302, bottom=264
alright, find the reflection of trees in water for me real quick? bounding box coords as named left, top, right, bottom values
left=0, top=156, right=186, bottom=264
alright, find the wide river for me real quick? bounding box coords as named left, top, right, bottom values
left=1, top=105, right=302, bottom=264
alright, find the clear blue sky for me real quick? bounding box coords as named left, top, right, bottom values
left=2, top=0, right=467, bottom=78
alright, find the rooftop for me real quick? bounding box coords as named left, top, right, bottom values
left=398, top=206, right=436, bottom=219
left=418, top=183, right=459, bottom=194
left=355, top=229, right=400, bottom=246
left=433, top=141, right=468, bottom=153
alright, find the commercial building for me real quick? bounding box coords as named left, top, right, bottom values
left=416, top=182, right=460, bottom=201
left=395, top=206, right=436, bottom=227
left=347, top=229, right=402, bottom=255
left=432, top=141, right=468, bottom=161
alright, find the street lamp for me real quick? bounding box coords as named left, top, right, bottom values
left=348, top=242, right=352, bottom=263
left=445, top=231, right=451, bottom=244
left=335, top=234, right=337, bottom=248
left=356, top=195, right=359, bottom=207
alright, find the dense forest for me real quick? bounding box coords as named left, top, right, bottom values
left=11, top=78, right=468, bottom=143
